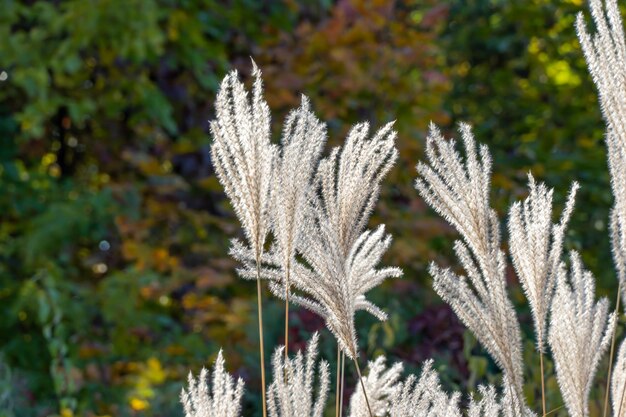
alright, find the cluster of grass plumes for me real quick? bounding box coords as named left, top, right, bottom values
left=180, top=0, right=626, bottom=416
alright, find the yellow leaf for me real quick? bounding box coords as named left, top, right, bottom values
left=130, top=397, right=149, bottom=411
left=145, top=357, right=166, bottom=384
left=60, top=409, right=74, bottom=417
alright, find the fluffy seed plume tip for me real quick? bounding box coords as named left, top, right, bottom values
left=267, top=332, right=330, bottom=417
left=181, top=350, right=245, bottom=417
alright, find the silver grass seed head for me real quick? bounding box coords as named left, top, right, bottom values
left=348, top=356, right=404, bottom=417
left=271, top=95, right=327, bottom=292
left=548, top=251, right=616, bottom=417
left=180, top=350, right=245, bottom=417
left=507, top=174, right=578, bottom=353
left=226, top=116, right=401, bottom=358
left=576, top=0, right=626, bottom=303
left=267, top=332, right=330, bottom=417
left=210, top=64, right=277, bottom=261
left=612, top=337, right=626, bottom=417
left=388, top=359, right=462, bottom=417
left=416, top=123, right=526, bottom=411
left=467, top=386, right=502, bottom=417
left=279, top=122, right=401, bottom=359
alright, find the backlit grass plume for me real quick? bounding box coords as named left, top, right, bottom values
left=210, top=62, right=277, bottom=417
left=287, top=123, right=402, bottom=360
left=415, top=123, right=526, bottom=414
left=228, top=94, right=327, bottom=362
left=576, top=0, right=626, bottom=301
left=507, top=174, right=578, bottom=415
left=348, top=356, right=403, bottom=417
left=268, top=96, right=326, bottom=359
left=216, top=67, right=401, bottom=417
left=210, top=63, right=276, bottom=261
left=181, top=351, right=244, bottom=417
left=467, top=386, right=501, bottom=417
left=267, top=332, right=330, bottom=417
left=577, top=2, right=626, bottom=414
left=611, top=339, right=626, bottom=417
left=508, top=174, right=578, bottom=354
left=387, top=360, right=461, bottom=417
left=548, top=251, right=616, bottom=417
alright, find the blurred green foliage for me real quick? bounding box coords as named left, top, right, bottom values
left=0, top=0, right=618, bottom=416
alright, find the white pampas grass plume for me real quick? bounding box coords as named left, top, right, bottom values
left=387, top=360, right=461, bottom=417
left=267, top=332, right=330, bottom=417
left=181, top=350, right=244, bottom=417
left=210, top=63, right=276, bottom=264
left=612, top=338, right=626, bottom=417
left=232, top=96, right=326, bottom=289
left=210, top=62, right=277, bottom=417
left=576, top=0, right=626, bottom=299
left=270, top=95, right=326, bottom=295
left=548, top=251, right=616, bottom=417
left=348, top=356, right=403, bottom=417
left=285, top=122, right=402, bottom=359
left=467, top=386, right=502, bottom=417
left=224, top=89, right=401, bottom=360
left=508, top=174, right=579, bottom=352
left=415, top=122, right=526, bottom=411
left=466, top=385, right=534, bottom=417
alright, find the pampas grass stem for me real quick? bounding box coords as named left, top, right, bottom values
left=256, top=261, right=267, bottom=417
left=339, top=352, right=345, bottom=417
left=541, top=351, right=546, bottom=416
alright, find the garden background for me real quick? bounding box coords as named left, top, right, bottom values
left=0, top=0, right=617, bottom=416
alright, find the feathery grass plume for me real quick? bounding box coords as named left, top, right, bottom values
left=611, top=208, right=626, bottom=298
left=548, top=251, right=616, bottom=417
left=270, top=96, right=326, bottom=269
left=210, top=62, right=276, bottom=417
left=229, top=96, right=326, bottom=282
left=467, top=386, right=502, bottom=417
left=210, top=63, right=276, bottom=261
left=348, top=356, right=403, bottom=417
left=231, top=128, right=402, bottom=360
left=576, top=0, right=626, bottom=300
left=612, top=338, right=626, bottom=417
left=576, top=3, right=626, bottom=415
left=508, top=174, right=578, bottom=353
left=387, top=360, right=461, bottom=417
left=468, top=385, right=533, bottom=417
left=508, top=174, right=578, bottom=416
left=269, top=96, right=326, bottom=359
left=415, top=122, right=526, bottom=414
left=284, top=122, right=401, bottom=360
left=267, top=332, right=330, bottom=417
left=181, top=351, right=245, bottom=417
